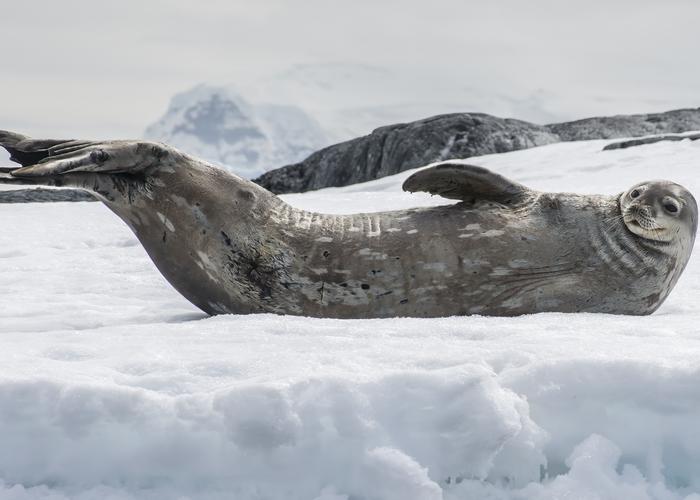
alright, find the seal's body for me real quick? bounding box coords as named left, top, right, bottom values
left=1, top=132, right=696, bottom=317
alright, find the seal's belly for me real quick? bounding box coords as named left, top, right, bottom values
left=270, top=206, right=597, bottom=318
left=138, top=192, right=660, bottom=318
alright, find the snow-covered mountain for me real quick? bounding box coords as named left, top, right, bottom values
left=143, top=64, right=697, bottom=181
left=143, top=64, right=573, bottom=178
left=248, top=63, right=567, bottom=140
left=144, top=85, right=328, bottom=178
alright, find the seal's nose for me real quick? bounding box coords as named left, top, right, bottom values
left=640, top=205, right=655, bottom=219
left=631, top=204, right=655, bottom=220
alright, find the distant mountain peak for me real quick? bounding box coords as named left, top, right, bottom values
left=172, top=91, right=264, bottom=148
left=144, top=84, right=328, bottom=178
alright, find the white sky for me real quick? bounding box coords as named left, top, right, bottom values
left=2, top=0, right=699, bottom=139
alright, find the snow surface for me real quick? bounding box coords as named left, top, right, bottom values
left=2, top=137, right=700, bottom=499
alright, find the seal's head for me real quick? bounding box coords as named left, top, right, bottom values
left=620, top=181, right=698, bottom=243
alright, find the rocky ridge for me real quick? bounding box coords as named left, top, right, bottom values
left=2, top=107, right=699, bottom=202
left=254, top=107, right=700, bottom=193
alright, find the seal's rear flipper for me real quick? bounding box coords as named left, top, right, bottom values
left=0, top=130, right=174, bottom=186
left=0, top=131, right=100, bottom=187
left=402, top=162, right=532, bottom=206
left=0, top=130, right=78, bottom=167
left=0, top=166, right=40, bottom=185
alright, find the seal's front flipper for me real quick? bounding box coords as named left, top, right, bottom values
left=402, top=162, right=532, bottom=206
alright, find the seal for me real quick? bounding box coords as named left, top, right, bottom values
left=1, top=130, right=696, bottom=317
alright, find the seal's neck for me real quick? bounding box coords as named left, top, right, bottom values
left=588, top=202, right=673, bottom=279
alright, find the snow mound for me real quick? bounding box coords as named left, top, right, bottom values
left=2, top=137, right=700, bottom=498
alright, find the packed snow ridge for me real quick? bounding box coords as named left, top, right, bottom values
left=2, top=137, right=700, bottom=499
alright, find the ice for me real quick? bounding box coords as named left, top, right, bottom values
left=1, top=136, right=700, bottom=498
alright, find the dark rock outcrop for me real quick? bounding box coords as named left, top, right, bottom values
left=546, top=107, right=700, bottom=141
left=254, top=113, right=559, bottom=194
left=4, top=107, right=700, bottom=202
left=254, top=107, right=700, bottom=194
left=0, top=188, right=95, bottom=203
left=603, top=132, right=700, bottom=151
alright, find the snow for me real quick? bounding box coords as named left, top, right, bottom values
left=2, top=136, right=700, bottom=499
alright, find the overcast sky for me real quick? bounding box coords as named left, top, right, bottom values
left=2, top=0, right=699, bottom=139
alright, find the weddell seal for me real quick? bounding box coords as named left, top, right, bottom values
left=0, top=130, right=696, bottom=317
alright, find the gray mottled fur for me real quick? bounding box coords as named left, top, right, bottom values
left=1, top=131, right=696, bottom=317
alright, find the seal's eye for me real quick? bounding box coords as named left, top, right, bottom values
left=630, top=189, right=641, bottom=199
left=663, top=202, right=679, bottom=214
